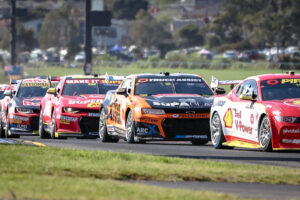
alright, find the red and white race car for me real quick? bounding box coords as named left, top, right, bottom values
left=39, top=75, right=123, bottom=139
left=210, top=72, right=300, bottom=151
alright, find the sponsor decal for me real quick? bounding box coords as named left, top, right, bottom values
left=282, top=128, right=300, bottom=134
left=284, top=99, right=300, bottom=107
left=232, top=108, right=241, bottom=119
left=87, top=102, right=102, bottom=108
left=169, top=113, right=209, bottom=118
left=282, top=139, right=300, bottom=144
left=223, top=108, right=233, bottom=128
left=66, top=79, right=102, bottom=84
left=266, top=80, right=279, bottom=85
left=12, top=116, right=29, bottom=123
left=175, top=135, right=207, bottom=139
left=140, top=117, right=158, bottom=123
left=137, top=78, right=202, bottom=83
left=60, top=120, right=70, bottom=125
left=136, top=127, right=149, bottom=134
left=153, top=100, right=205, bottom=108
left=281, top=79, right=300, bottom=84
left=215, top=100, right=226, bottom=107
left=172, top=114, right=179, bottom=118
left=23, top=99, right=41, bottom=106
left=16, top=124, right=28, bottom=129
left=60, top=116, right=77, bottom=122
left=235, top=120, right=253, bottom=134
left=88, top=112, right=100, bottom=117
left=250, top=114, right=254, bottom=124
left=69, top=99, right=102, bottom=105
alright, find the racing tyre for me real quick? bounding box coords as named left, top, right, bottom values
left=125, top=111, right=135, bottom=143
left=0, top=115, right=4, bottom=138
left=210, top=112, right=227, bottom=149
left=5, top=115, right=19, bottom=138
left=39, top=111, right=49, bottom=139
left=191, top=139, right=208, bottom=145
left=258, top=116, right=272, bottom=152
left=50, top=112, right=57, bottom=139
left=99, top=109, right=118, bottom=143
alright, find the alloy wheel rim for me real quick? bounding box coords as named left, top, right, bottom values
left=259, top=118, right=271, bottom=147
left=126, top=114, right=132, bottom=139
left=211, top=114, right=221, bottom=145
left=99, top=111, right=105, bottom=138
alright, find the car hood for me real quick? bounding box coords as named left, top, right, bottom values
left=265, top=98, right=300, bottom=117
left=14, top=97, right=43, bottom=109
left=141, top=94, right=213, bottom=111
left=61, top=94, right=105, bottom=108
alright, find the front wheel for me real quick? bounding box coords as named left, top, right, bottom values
left=99, top=109, right=118, bottom=143
left=0, top=115, right=4, bottom=138
left=39, top=111, right=49, bottom=139
left=50, top=112, right=56, bottom=139
left=210, top=112, right=226, bottom=149
left=258, top=116, right=272, bottom=152
left=5, top=115, right=19, bottom=138
left=125, top=111, right=135, bottom=143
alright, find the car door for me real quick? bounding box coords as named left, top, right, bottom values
left=230, top=80, right=259, bottom=142
left=111, top=78, right=133, bottom=131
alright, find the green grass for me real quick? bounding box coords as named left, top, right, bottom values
left=1, top=145, right=299, bottom=185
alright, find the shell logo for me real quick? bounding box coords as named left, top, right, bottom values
left=223, top=108, right=233, bottom=128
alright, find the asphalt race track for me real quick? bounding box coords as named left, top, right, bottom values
left=15, top=136, right=300, bottom=200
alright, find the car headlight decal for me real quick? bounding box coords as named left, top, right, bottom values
left=142, top=108, right=165, bottom=115
left=16, top=108, right=34, bottom=114
left=274, top=116, right=300, bottom=123
left=63, top=107, right=80, bottom=113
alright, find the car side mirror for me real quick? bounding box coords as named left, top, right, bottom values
left=47, top=88, right=57, bottom=95
left=116, top=88, right=127, bottom=95
left=4, top=90, right=12, bottom=97
left=215, top=88, right=226, bottom=95
left=240, top=93, right=254, bottom=101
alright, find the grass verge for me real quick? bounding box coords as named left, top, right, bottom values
left=0, top=145, right=299, bottom=185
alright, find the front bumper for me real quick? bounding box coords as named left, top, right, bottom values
left=55, top=111, right=100, bottom=137
left=9, top=113, right=39, bottom=136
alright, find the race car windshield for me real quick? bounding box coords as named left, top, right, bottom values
left=261, top=79, right=300, bottom=100
left=135, top=79, right=213, bottom=96
left=62, top=82, right=119, bottom=96
left=17, top=86, right=48, bottom=98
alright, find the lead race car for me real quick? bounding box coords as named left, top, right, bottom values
left=210, top=72, right=300, bottom=151
left=99, top=73, right=215, bottom=144
left=4, top=78, right=50, bottom=138
left=39, top=75, right=124, bottom=139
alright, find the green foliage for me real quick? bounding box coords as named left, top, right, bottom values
left=105, top=0, right=148, bottom=20
left=175, top=24, right=204, bottom=48
left=38, top=6, right=79, bottom=49
left=154, top=0, right=178, bottom=9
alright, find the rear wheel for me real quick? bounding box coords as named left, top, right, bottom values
left=258, top=116, right=272, bottom=152
left=99, top=109, right=119, bottom=143
left=39, top=111, right=49, bottom=139
left=125, top=111, right=135, bottom=143
left=210, top=112, right=227, bottom=149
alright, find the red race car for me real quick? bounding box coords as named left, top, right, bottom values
left=3, top=78, right=50, bottom=138
left=39, top=75, right=123, bottom=139
left=210, top=72, right=300, bottom=151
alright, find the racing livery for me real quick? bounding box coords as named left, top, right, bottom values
left=4, top=78, right=50, bottom=138
left=39, top=75, right=123, bottom=139
left=99, top=73, right=214, bottom=144
left=210, top=72, right=300, bottom=151
left=0, top=84, right=15, bottom=138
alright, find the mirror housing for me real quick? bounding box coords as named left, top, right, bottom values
left=47, top=88, right=57, bottom=95
left=240, top=93, right=254, bottom=101
left=4, top=90, right=12, bottom=97
left=116, top=88, right=127, bottom=95
left=215, top=88, right=226, bottom=95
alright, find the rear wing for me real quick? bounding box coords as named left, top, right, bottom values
left=211, top=76, right=241, bottom=90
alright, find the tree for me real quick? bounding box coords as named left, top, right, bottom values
left=38, top=5, right=79, bottom=50
left=174, top=24, right=204, bottom=48
left=129, top=10, right=171, bottom=53
left=105, top=0, right=148, bottom=20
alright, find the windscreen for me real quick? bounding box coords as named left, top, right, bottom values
left=62, top=79, right=119, bottom=96
left=261, top=79, right=300, bottom=100
left=17, top=81, right=50, bottom=98
left=135, top=77, right=213, bottom=96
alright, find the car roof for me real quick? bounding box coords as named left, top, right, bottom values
left=246, top=72, right=300, bottom=82
left=128, top=73, right=202, bottom=79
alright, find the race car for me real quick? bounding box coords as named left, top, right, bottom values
left=99, top=73, right=215, bottom=144
left=3, top=78, right=50, bottom=138
left=0, top=84, right=15, bottom=138
left=39, top=75, right=123, bottom=139
left=210, top=72, right=300, bottom=151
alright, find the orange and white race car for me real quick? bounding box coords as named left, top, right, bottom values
left=99, top=73, right=215, bottom=144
